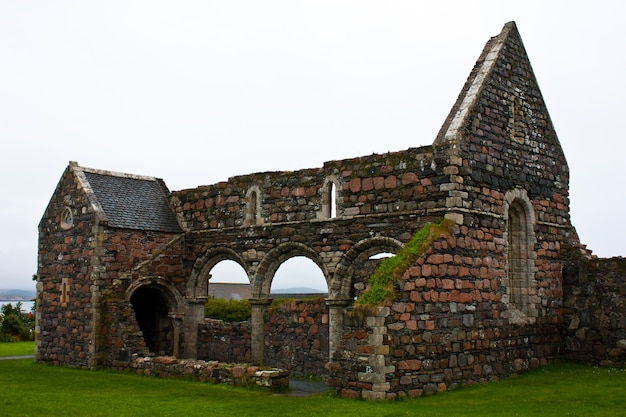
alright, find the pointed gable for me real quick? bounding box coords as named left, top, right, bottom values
left=73, top=163, right=182, bottom=233
left=435, top=22, right=568, bottom=199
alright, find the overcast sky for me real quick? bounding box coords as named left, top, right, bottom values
left=1, top=1, right=624, bottom=291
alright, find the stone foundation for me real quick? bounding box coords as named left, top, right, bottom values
left=112, top=355, right=289, bottom=389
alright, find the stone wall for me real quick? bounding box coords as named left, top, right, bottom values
left=112, top=355, right=289, bottom=389
left=37, top=164, right=98, bottom=367
left=198, top=319, right=251, bottom=363
left=328, top=227, right=563, bottom=399
left=197, top=298, right=329, bottom=378
left=264, top=298, right=329, bottom=377
left=562, top=249, right=626, bottom=367
left=171, top=146, right=444, bottom=233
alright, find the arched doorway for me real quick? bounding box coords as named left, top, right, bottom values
left=130, top=286, right=174, bottom=356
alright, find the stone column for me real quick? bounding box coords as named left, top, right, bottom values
left=182, top=299, right=207, bottom=359
left=326, top=299, right=351, bottom=362
left=249, top=298, right=272, bottom=365
left=168, top=312, right=184, bottom=358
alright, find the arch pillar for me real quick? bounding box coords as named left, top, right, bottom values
left=249, top=298, right=273, bottom=365
left=326, top=299, right=352, bottom=361
left=168, top=312, right=184, bottom=358
left=182, top=297, right=207, bottom=359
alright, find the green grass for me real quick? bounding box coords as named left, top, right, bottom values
left=0, top=358, right=624, bottom=416
left=0, top=341, right=34, bottom=357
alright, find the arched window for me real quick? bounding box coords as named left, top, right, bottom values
left=318, top=176, right=340, bottom=219
left=244, top=186, right=262, bottom=226
left=503, top=189, right=537, bottom=323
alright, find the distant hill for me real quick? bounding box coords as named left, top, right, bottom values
left=271, top=287, right=328, bottom=299
left=271, top=287, right=326, bottom=294
left=0, top=289, right=36, bottom=301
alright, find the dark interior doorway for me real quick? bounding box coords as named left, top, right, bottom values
left=130, top=286, right=173, bottom=355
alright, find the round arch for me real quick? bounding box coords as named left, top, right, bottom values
left=330, top=236, right=404, bottom=300
left=127, top=277, right=185, bottom=356
left=502, top=187, right=538, bottom=324
left=187, top=247, right=249, bottom=300
left=252, top=242, right=329, bottom=298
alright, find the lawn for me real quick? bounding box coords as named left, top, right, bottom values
left=1, top=343, right=624, bottom=417
left=0, top=341, right=34, bottom=357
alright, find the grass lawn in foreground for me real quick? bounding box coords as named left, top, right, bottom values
left=0, top=356, right=624, bottom=417
left=0, top=341, right=34, bottom=357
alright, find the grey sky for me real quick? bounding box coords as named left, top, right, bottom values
left=1, top=1, right=624, bottom=291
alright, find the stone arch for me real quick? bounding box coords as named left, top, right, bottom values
left=244, top=185, right=263, bottom=226
left=188, top=247, right=249, bottom=300
left=502, top=188, right=538, bottom=324
left=317, top=175, right=342, bottom=219
left=330, top=236, right=405, bottom=300
left=127, top=278, right=185, bottom=356
left=252, top=242, right=329, bottom=298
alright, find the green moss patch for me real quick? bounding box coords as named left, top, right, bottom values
left=355, top=219, right=453, bottom=307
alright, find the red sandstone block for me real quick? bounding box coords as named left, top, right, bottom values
left=398, top=359, right=422, bottom=370
left=401, top=172, right=419, bottom=185
left=428, top=254, right=444, bottom=264
left=422, top=265, right=432, bottom=277
left=442, top=279, right=454, bottom=290
left=362, top=178, right=374, bottom=191
left=409, top=291, right=422, bottom=302
left=341, top=389, right=361, bottom=399
left=349, top=178, right=361, bottom=192
left=384, top=176, right=397, bottom=189
left=459, top=292, right=472, bottom=303
left=408, top=389, right=423, bottom=397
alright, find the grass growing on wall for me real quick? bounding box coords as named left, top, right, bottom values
left=356, top=219, right=453, bottom=307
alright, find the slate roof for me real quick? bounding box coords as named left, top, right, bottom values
left=82, top=169, right=182, bottom=233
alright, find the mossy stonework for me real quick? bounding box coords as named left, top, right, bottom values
left=36, top=22, right=624, bottom=399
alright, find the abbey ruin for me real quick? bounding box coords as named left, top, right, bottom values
left=36, top=22, right=625, bottom=399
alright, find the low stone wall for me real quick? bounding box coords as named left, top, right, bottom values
left=197, top=319, right=251, bottom=363
left=112, top=355, right=289, bottom=389
left=563, top=253, right=626, bottom=367
left=265, top=298, right=329, bottom=377
left=197, top=299, right=329, bottom=378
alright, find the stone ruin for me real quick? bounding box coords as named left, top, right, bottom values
left=36, top=22, right=625, bottom=399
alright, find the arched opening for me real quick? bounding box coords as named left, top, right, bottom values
left=208, top=259, right=250, bottom=300
left=130, top=286, right=173, bottom=356
left=270, top=256, right=328, bottom=296
left=331, top=237, right=404, bottom=301
left=507, top=199, right=531, bottom=311
left=317, top=176, right=341, bottom=220
left=267, top=255, right=329, bottom=376
left=503, top=188, right=537, bottom=324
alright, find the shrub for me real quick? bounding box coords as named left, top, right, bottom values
left=205, top=298, right=251, bottom=322
left=0, top=302, right=35, bottom=341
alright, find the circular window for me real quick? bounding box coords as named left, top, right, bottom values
left=60, top=207, right=73, bottom=229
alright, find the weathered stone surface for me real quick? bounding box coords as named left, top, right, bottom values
left=35, top=22, right=623, bottom=403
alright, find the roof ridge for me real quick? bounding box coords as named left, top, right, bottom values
left=70, top=161, right=161, bottom=182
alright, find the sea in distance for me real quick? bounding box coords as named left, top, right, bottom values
left=0, top=300, right=35, bottom=313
